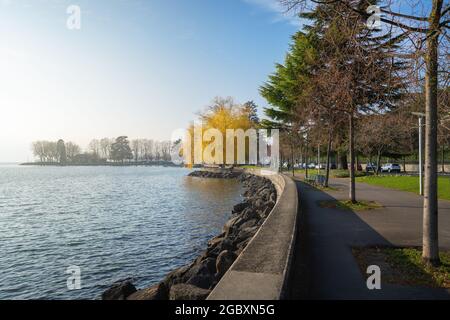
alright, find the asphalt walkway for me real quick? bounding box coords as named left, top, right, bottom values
left=289, top=175, right=450, bottom=299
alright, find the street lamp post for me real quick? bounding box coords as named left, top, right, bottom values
left=412, top=112, right=425, bottom=196
left=419, top=116, right=423, bottom=196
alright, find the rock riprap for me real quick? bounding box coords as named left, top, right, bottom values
left=102, top=171, right=277, bottom=300
left=187, top=170, right=241, bottom=179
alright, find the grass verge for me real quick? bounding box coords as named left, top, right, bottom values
left=292, top=169, right=367, bottom=178
left=353, top=247, right=450, bottom=288
left=357, top=175, right=450, bottom=201
left=318, top=200, right=382, bottom=211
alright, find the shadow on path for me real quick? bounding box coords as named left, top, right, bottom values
left=288, top=180, right=450, bottom=300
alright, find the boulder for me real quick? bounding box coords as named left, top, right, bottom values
left=199, top=257, right=217, bottom=274
left=232, top=202, right=249, bottom=214
left=169, top=284, right=211, bottom=300
left=239, top=219, right=258, bottom=230
left=102, top=280, right=137, bottom=300
left=253, top=199, right=265, bottom=209
left=222, top=216, right=239, bottom=234
left=206, top=242, right=222, bottom=257
left=206, top=235, right=225, bottom=257
left=219, top=238, right=235, bottom=252
left=207, top=236, right=223, bottom=248
left=162, top=265, right=191, bottom=289
left=269, top=192, right=277, bottom=203
left=186, top=273, right=216, bottom=289
left=215, top=250, right=237, bottom=278
left=236, top=226, right=259, bottom=243
left=257, top=187, right=270, bottom=198
left=127, top=282, right=168, bottom=300
left=182, top=257, right=217, bottom=289
left=241, top=208, right=258, bottom=221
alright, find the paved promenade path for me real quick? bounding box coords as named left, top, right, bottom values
left=289, top=176, right=450, bottom=300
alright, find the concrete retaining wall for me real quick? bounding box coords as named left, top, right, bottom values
left=207, top=169, right=298, bottom=300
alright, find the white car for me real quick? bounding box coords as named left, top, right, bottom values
left=381, top=163, right=401, bottom=173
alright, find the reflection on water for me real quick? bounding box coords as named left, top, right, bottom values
left=0, top=165, right=242, bottom=299
left=183, top=176, right=242, bottom=203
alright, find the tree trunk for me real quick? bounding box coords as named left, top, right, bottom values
left=422, top=0, right=442, bottom=266
left=403, top=156, right=406, bottom=173
left=305, top=136, right=309, bottom=179
left=341, top=153, right=348, bottom=170
left=376, top=150, right=382, bottom=176
left=325, top=127, right=333, bottom=188
left=442, top=146, right=445, bottom=173
left=291, top=137, right=295, bottom=177
left=300, top=147, right=303, bottom=170
left=349, top=114, right=356, bottom=203
left=337, top=150, right=340, bottom=169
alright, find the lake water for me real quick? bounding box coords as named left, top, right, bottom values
left=0, top=165, right=242, bottom=299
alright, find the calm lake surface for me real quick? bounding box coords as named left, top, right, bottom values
left=0, top=165, right=242, bottom=299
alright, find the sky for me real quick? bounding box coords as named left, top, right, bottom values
left=0, top=0, right=299, bottom=162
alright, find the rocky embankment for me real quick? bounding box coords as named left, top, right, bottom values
left=102, top=171, right=277, bottom=300
left=187, top=170, right=242, bottom=179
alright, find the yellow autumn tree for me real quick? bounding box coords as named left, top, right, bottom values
left=185, top=97, right=258, bottom=166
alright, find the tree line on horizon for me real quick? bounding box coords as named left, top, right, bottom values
left=31, top=136, right=175, bottom=165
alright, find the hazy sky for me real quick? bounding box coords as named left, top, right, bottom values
left=0, top=0, right=298, bottom=162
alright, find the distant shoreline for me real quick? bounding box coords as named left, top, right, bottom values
left=20, top=161, right=183, bottom=167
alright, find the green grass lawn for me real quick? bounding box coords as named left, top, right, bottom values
left=357, top=175, right=450, bottom=201
left=353, top=247, right=450, bottom=288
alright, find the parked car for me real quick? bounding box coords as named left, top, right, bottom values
left=381, top=163, right=401, bottom=173
left=366, top=162, right=379, bottom=173
left=315, top=163, right=325, bottom=169
left=314, top=163, right=336, bottom=169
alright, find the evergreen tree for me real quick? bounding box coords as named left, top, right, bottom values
left=110, top=136, right=133, bottom=163
left=261, top=1, right=405, bottom=199
left=56, top=139, right=67, bottom=165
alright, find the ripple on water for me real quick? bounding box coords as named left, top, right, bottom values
left=0, top=166, right=241, bottom=299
